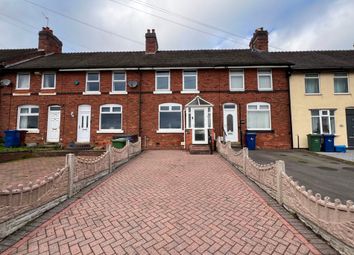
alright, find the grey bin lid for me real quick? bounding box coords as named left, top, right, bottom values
left=112, top=138, right=127, bottom=142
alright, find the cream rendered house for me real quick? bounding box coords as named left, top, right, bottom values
left=275, top=51, right=354, bottom=149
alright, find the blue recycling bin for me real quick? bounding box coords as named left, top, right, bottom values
left=323, top=134, right=335, bottom=152
left=4, top=130, right=21, bottom=147
left=246, top=133, right=257, bottom=150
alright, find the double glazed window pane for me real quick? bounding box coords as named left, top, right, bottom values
left=87, top=73, right=99, bottom=91
left=247, top=111, right=270, bottom=129
left=230, top=75, right=244, bottom=90
left=334, top=73, right=348, bottom=93
left=311, top=117, right=320, bottom=134
left=160, top=112, right=181, bottom=129
left=17, top=74, right=30, bottom=89
left=43, top=73, right=55, bottom=88
left=258, top=70, right=272, bottom=90
left=183, top=71, right=197, bottom=90
left=156, top=71, right=169, bottom=90
left=113, top=72, right=126, bottom=91
left=305, top=75, right=319, bottom=93
left=101, top=113, right=121, bottom=130
left=20, top=116, right=38, bottom=129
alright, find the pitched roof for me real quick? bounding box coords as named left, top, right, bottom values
left=271, top=50, right=354, bottom=70
left=7, top=49, right=292, bottom=70
left=0, top=49, right=40, bottom=65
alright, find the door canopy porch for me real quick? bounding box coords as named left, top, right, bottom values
left=185, top=96, right=213, bottom=108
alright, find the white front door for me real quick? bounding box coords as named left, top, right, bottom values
left=77, top=105, right=91, bottom=143
left=192, top=108, right=208, bottom=144
left=223, top=104, right=238, bottom=142
left=47, top=105, right=61, bottom=143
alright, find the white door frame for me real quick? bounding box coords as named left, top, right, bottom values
left=77, top=105, right=91, bottom=143
left=223, top=103, right=238, bottom=142
left=46, top=105, right=61, bottom=143
left=191, top=107, right=208, bottom=144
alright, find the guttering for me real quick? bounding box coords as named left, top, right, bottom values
left=59, top=65, right=290, bottom=72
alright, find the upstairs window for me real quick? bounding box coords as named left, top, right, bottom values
left=16, top=73, right=30, bottom=89
left=86, top=72, right=100, bottom=92
left=230, top=69, right=244, bottom=91
left=17, top=105, right=39, bottom=131
left=99, top=104, right=122, bottom=131
left=112, top=72, right=126, bottom=92
left=257, top=69, right=272, bottom=91
left=158, top=103, right=182, bottom=132
left=311, top=110, right=335, bottom=134
left=247, top=102, right=271, bottom=130
left=305, top=73, right=320, bottom=94
left=155, top=71, right=170, bottom=92
left=42, top=72, right=56, bottom=89
left=183, top=70, right=198, bottom=91
left=334, top=72, right=348, bottom=94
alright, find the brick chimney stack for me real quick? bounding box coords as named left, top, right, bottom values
left=38, top=27, right=63, bottom=54
left=145, top=29, right=158, bottom=54
left=249, top=27, right=268, bottom=52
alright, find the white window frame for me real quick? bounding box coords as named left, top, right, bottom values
left=154, top=70, right=171, bottom=94
left=84, top=72, right=101, bottom=95
left=16, top=72, right=30, bottom=90
left=334, top=72, right=349, bottom=94
left=304, top=73, right=320, bottom=95
left=311, top=109, right=335, bottom=134
left=157, top=103, right=183, bottom=133
left=246, top=102, right=271, bottom=131
left=17, top=105, right=40, bottom=133
left=111, top=71, right=127, bottom=94
left=229, top=69, right=245, bottom=91
left=182, top=70, right=199, bottom=93
left=257, top=69, right=273, bottom=91
left=41, top=72, right=56, bottom=90
left=97, top=104, right=123, bottom=133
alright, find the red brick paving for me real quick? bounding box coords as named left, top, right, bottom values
left=2, top=151, right=321, bottom=255
left=0, top=157, right=65, bottom=188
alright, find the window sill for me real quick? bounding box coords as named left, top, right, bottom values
left=97, top=130, right=124, bottom=134
left=15, top=88, right=30, bottom=90
left=109, top=91, right=128, bottom=95
left=258, top=89, right=273, bottom=92
left=230, top=89, right=245, bottom=92
left=305, top=93, right=322, bottom=96
left=153, top=91, right=172, bottom=94
left=39, top=92, right=57, bottom=96
left=246, top=129, right=274, bottom=133
left=83, top=91, right=101, bottom=95
left=156, top=129, right=184, bottom=134
left=13, top=93, right=31, bottom=96
left=18, top=129, right=40, bottom=134
left=334, top=93, right=351, bottom=95
left=41, top=87, right=56, bottom=90
left=181, top=90, right=200, bottom=94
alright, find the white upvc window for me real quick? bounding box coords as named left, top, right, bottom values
left=334, top=72, right=349, bottom=94
left=112, top=71, right=127, bottom=93
left=158, top=103, right=183, bottom=133
left=305, top=73, right=320, bottom=94
left=98, top=104, right=123, bottom=133
left=17, top=105, right=39, bottom=132
left=182, top=70, right=198, bottom=93
left=16, top=73, right=30, bottom=90
left=229, top=69, right=244, bottom=91
left=41, top=72, right=56, bottom=89
left=257, top=69, right=273, bottom=91
left=247, top=102, right=271, bottom=130
left=85, top=72, right=100, bottom=93
left=311, top=109, right=335, bottom=134
left=155, top=71, right=170, bottom=93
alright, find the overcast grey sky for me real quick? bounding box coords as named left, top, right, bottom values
left=0, top=0, right=353, bottom=52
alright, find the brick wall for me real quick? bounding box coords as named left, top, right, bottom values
left=0, top=68, right=291, bottom=149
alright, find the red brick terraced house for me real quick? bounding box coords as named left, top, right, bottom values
left=0, top=27, right=293, bottom=151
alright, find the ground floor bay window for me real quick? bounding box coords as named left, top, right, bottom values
left=17, top=105, right=39, bottom=132
left=311, top=109, right=335, bottom=134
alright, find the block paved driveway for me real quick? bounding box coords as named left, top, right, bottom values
left=4, top=151, right=322, bottom=255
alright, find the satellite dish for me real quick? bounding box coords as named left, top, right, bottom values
left=0, top=79, right=11, bottom=86
left=128, top=80, right=138, bottom=88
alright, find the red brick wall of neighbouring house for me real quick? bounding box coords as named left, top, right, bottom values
left=0, top=68, right=291, bottom=149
